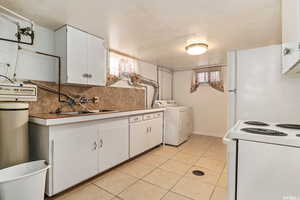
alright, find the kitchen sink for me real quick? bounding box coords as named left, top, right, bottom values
left=55, top=109, right=117, bottom=115
left=56, top=111, right=93, bottom=115
left=97, top=109, right=116, bottom=112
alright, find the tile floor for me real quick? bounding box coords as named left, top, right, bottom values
left=49, top=135, right=228, bottom=200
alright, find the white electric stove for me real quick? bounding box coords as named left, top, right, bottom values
left=224, top=120, right=300, bottom=200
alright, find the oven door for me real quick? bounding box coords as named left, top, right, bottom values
left=237, top=140, right=300, bottom=200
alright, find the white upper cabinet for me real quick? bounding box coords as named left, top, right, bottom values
left=282, top=0, right=300, bottom=74
left=55, top=25, right=106, bottom=86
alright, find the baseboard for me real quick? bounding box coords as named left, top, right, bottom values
left=192, top=131, right=224, bottom=138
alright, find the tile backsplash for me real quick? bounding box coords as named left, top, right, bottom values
left=29, top=81, right=145, bottom=115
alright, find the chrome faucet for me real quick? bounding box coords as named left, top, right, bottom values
left=54, top=96, right=100, bottom=114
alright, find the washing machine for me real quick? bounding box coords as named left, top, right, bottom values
left=154, top=100, right=193, bottom=146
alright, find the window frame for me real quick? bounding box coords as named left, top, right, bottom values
left=195, top=67, right=223, bottom=85
left=209, top=70, right=221, bottom=83
left=197, top=71, right=209, bottom=84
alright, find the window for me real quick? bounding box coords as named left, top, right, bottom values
left=209, top=70, right=221, bottom=82
left=196, top=70, right=221, bottom=84
left=109, top=52, right=138, bottom=77
left=191, top=66, right=224, bottom=93
left=197, top=72, right=209, bottom=83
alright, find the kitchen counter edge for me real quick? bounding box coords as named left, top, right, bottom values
left=29, top=108, right=165, bottom=126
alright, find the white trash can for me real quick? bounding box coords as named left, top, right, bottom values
left=0, top=160, right=50, bottom=200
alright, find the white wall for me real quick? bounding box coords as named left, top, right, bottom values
left=0, top=15, right=56, bottom=82
left=138, top=61, right=157, bottom=108
left=110, top=60, right=158, bottom=108
left=158, top=67, right=173, bottom=100
left=173, top=69, right=228, bottom=137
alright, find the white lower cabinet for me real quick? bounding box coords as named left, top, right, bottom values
left=98, top=118, right=129, bottom=172
left=130, top=120, right=149, bottom=157
left=30, top=118, right=129, bottom=196
left=148, top=118, right=163, bottom=149
left=29, top=112, right=163, bottom=197
left=130, top=113, right=163, bottom=157
left=52, top=123, right=99, bottom=194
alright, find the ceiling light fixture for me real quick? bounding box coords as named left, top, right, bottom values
left=185, top=43, right=208, bottom=55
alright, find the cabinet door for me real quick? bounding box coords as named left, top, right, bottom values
left=147, top=117, right=163, bottom=149
left=282, top=0, right=300, bottom=73
left=66, top=26, right=88, bottom=84
left=87, top=35, right=107, bottom=86
left=130, top=120, right=148, bottom=157
left=98, top=119, right=129, bottom=172
left=52, top=125, right=98, bottom=194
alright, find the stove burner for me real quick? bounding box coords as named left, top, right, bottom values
left=241, top=128, right=288, bottom=136
left=244, top=121, right=269, bottom=126
left=276, top=124, right=300, bottom=130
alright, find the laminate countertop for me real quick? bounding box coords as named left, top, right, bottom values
left=29, top=108, right=165, bottom=126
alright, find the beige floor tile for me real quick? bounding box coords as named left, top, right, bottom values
left=211, top=187, right=228, bottom=200
left=50, top=135, right=228, bottom=200
left=172, top=152, right=199, bottom=164
left=161, top=192, right=193, bottom=200
left=56, top=184, right=114, bottom=200
left=117, top=160, right=156, bottom=178
left=151, top=145, right=180, bottom=158
left=211, top=144, right=227, bottom=151
left=119, top=180, right=167, bottom=200
left=179, top=146, right=207, bottom=157
left=185, top=166, right=220, bottom=185
left=143, top=168, right=182, bottom=189
left=159, top=159, right=191, bottom=175
left=203, top=151, right=226, bottom=162
left=136, top=153, right=169, bottom=167
left=223, top=165, right=228, bottom=172
left=195, top=157, right=225, bottom=173
left=93, top=170, right=138, bottom=195
left=217, top=172, right=228, bottom=188
left=172, top=176, right=215, bottom=200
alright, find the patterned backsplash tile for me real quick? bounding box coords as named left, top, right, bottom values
left=29, top=81, right=145, bottom=115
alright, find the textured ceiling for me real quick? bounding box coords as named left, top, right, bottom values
left=0, top=0, right=282, bottom=69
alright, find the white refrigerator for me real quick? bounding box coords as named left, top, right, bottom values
left=228, top=44, right=300, bottom=127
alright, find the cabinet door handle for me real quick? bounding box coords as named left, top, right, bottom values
left=93, top=141, right=98, bottom=150
left=88, top=74, right=93, bottom=78
left=283, top=48, right=291, bottom=56
left=99, top=139, right=103, bottom=148
left=83, top=73, right=88, bottom=78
